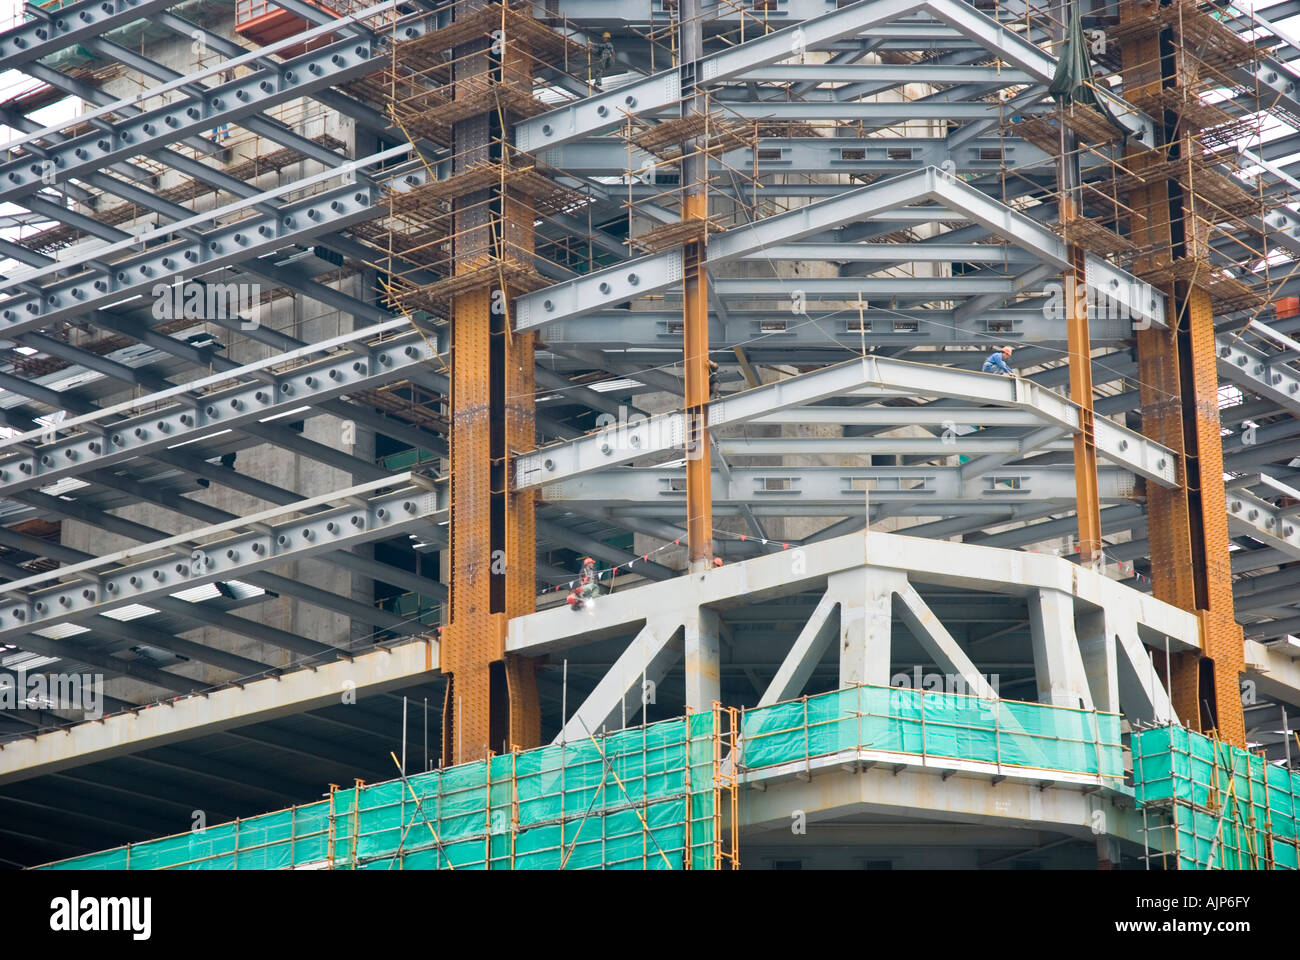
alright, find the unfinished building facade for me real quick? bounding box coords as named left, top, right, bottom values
left=1, top=0, right=1299, bottom=870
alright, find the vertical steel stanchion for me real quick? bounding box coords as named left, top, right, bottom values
left=803, top=695, right=810, bottom=779
left=920, top=684, right=927, bottom=762
left=994, top=699, right=1002, bottom=775
left=857, top=682, right=863, bottom=765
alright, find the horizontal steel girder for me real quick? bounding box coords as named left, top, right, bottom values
left=539, top=464, right=1140, bottom=508
left=0, top=637, right=437, bottom=786
left=0, top=0, right=178, bottom=71
left=1217, top=335, right=1300, bottom=414
left=720, top=101, right=1032, bottom=120
left=519, top=166, right=1164, bottom=330
left=748, top=408, right=1046, bottom=428
left=698, top=277, right=1015, bottom=297
left=506, top=530, right=1199, bottom=657
left=515, top=0, right=1152, bottom=152
left=518, top=166, right=1064, bottom=329
left=735, top=64, right=1034, bottom=83
left=0, top=32, right=381, bottom=202
left=518, top=0, right=928, bottom=151
left=515, top=355, right=1178, bottom=490
left=544, top=0, right=837, bottom=21
left=0, top=322, right=439, bottom=496
left=1, top=142, right=405, bottom=293
left=537, top=306, right=1136, bottom=348
left=1226, top=480, right=1300, bottom=561
left=0, top=475, right=445, bottom=643
left=753, top=243, right=1041, bottom=264
left=712, top=436, right=1075, bottom=456
left=540, top=136, right=1052, bottom=178
left=0, top=316, right=413, bottom=445
left=0, top=183, right=380, bottom=337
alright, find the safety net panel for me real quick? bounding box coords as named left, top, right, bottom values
left=1133, top=725, right=1299, bottom=870
left=39, top=710, right=721, bottom=871
left=740, top=684, right=1123, bottom=780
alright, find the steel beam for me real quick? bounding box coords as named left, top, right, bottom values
left=509, top=530, right=1201, bottom=658
left=539, top=306, right=1134, bottom=349
left=1218, top=334, right=1300, bottom=415
left=714, top=436, right=1074, bottom=456
left=893, top=582, right=998, bottom=699
left=553, top=619, right=679, bottom=742
left=516, top=0, right=930, bottom=152
left=721, top=101, right=1030, bottom=120
left=541, top=136, right=1051, bottom=178
left=0, top=184, right=384, bottom=338
left=516, top=0, right=1151, bottom=151
left=1114, top=620, right=1176, bottom=725
left=757, top=588, right=839, bottom=707
left=516, top=356, right=1177, bottom=490
left=518, top=166, right=1162, bottom=332
left=1226, top=484, right=1300, bottom=561
left=736, top=63, right=1033, bottom=83
left=544, top=0, right=837, bottom=20
left=2, top=144, right=401, bottom=293
left=0, top=32, right=380, bottom=201
left=0, top=323, right=438, bottom=496
left=0, top=475, right=444, bottom=643
left=540, top=464, right=1139, bottom=509
left=0, top=0, right=179, bottom=71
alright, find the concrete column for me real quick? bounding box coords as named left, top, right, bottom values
left=1076, top=608, right=1119, bottom=714
left=831, top=569, right=903, bottom=687
left=1028, top=588, right=1094, bottom=710
left=1096, top=835, right=1121, bottom=870
left=1116, top=623, right=1176, bottom=725
left=684, top=607, right=721, bottom=711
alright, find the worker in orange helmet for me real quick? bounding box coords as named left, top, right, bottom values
left=982, top=345, right=1015, bottom=376
left=566, top=556, right=600, bottom=610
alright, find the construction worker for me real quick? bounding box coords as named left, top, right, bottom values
left=982, top=345, right=1015, bottom=376
left=707, top=358, right=721, bottom=398
left=592, top=31, right=615, bottom=89
left=566, top=556, right=600, bottom=610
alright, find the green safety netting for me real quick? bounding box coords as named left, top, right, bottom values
left=42, top=685, right=1128, bottom=870
left=740, top=685, right=1122, bottom=779
left=1047, top=6, right=1130, bottom=137
left=1132, top=725, right=1300, bottom=870
left=42, top=711, right=719, bottom=871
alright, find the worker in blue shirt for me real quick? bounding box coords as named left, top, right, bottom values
left=982, top=345, right=1015, bottom=375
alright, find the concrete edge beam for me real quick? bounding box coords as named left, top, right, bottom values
left=0, top=637, right=439, bottom=786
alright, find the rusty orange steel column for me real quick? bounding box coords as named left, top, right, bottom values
left=440, top=1, right=541, bottom=764
left=1119, top=0, right=1244, bottom=744
left=1060, top=209, right=1102, bottom=567
left=682, top=205, right=713, bottom=572
left=681, top=0, right=713, bottom=571
left=1182, top=283, right=1246, bottom=747
left=500, top=47, right=542, bottom=749
left=1052, top=0, right=1102, bottom=569
left=1122, top=4, right=1207, bottom=732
